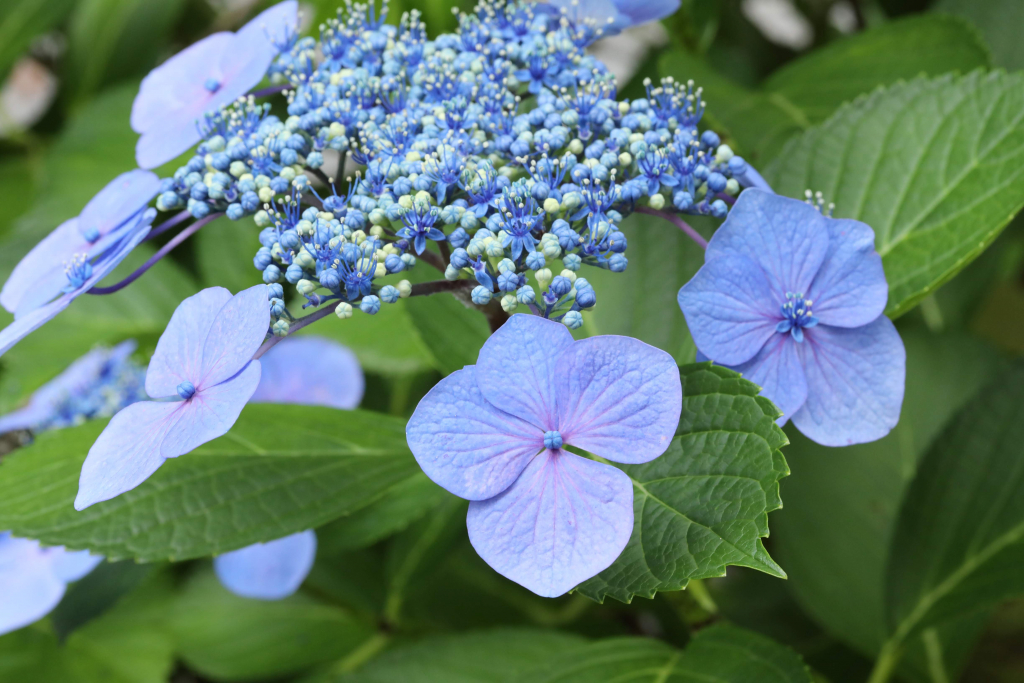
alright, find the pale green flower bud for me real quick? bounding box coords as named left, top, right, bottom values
left=501, top=292, right=518, bottom=313
left=397, top=280, right=412, bottom=298
left=535, top=268, right=553, bottom=290
left=335, top=302, right=353, bottom=319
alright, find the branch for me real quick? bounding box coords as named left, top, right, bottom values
left=249, top=84, right=289, bottom=98
left=87, top=213, right=221, bottom=295
left=635, top=206, right=708, bottom=250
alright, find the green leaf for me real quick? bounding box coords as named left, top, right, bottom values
left=583, top=212, right=710, bottom=363
left=514, top=624, right=811, bottom=683
left=762, top=15, right=991, bottom=124
left=577, top=363, right=788, bottom=604
left=657, top=49, right=808, bottom=165
left=51, top=560, right=154, bottom=639
left=771, top=328, right=1000, bottom=676
left=196, top=215, right=263, bottom=295
left=405, top=292, right=490, bottom=375
left=64, top=0, right=186, bottom=104
left=340, top=628, right=587, bottom=683
left=765, top=71, right=1024, bottom=318
left=938, top=0, right=1024, bottom=70
left=0, top=404, right=423, bottom=561
left=0, top=0, right=75, bottom=81
left=172, top=569, right=372, bottom=681
left=316, top=473, right=448, bottom=553
left=885, top=356, right=1024, bottom=645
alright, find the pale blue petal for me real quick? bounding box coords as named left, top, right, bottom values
left=792, top=317, right=906, bottom=447
left=806, top=218, right=888, bottom=328
left=250, top=336, right=364, bottom=410
left=548, top=0, right=628, bottom=29
left=0, top=222, right=150, bottom=359
left=146, top=287, right=233, bottom=398
left=237, top=0, right=298, bottom=51
left=555, top=335, right=681, bottom=464
left=0, top=218, right=81, bottom=314
left=467, top=450, right=633, bottom=598
left=214, top=530, right=316, bottom=601
left=677, top=253, right=779, bottom=365
left=48, top=548, right=103, bottom=583
left=612, top=0, right=680, bottom=25
left=136, top=120, right=204, bottom=171
left=728, top=333, right=808, bottom=425
left=734, top=167, right=773, bottom=193
left=198, top=285, right=269, bottom=389
left=78, top=170, right=162, bottom=243
left=75, top=400, right=182, bottom=510
left=0, top=536, right=66, bottom=636
left=706, top=189, right=829, bottom=301
left=406, top=366, right=543, bottom=501
left=475, top=314, right=572, bottom=430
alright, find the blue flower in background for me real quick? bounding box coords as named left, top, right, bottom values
left=406, top=315, right=681, bottom=597
left=75, top=285, right=269, bottom=510
left=0, top=170, right=160, bottom=359
left=0, top=533, right=101, bottom=636
left=547, top=0, right=681, bottom=33
left=249, top=336, right=364, bottom=410
left=678, top=189, right=906, bottom=447
left=214, top=530, right=317, bottom=600
left=131, top=1, right=298, bottom=169
left=0, top=340, right=145, bottom=435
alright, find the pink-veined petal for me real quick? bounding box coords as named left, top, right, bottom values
left=146, top=287, right=233, bottom=397
left=198, top=285, right=269, bottom=389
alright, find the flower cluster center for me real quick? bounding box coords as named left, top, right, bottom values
left=176, top=381, right=197, bottom=400
left=775, top=292, right=818, bottom=343
left=543, top=430, right=563, bottom=450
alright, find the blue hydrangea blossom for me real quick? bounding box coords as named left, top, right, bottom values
left=75, top=285, right=270, bottom=510
left=406, top=315, right=681, bottom=597
left=214, top=530, right=317, bottom=600
left=677, top=190, right=906, bottom=446
left=549, top=0, right=682, bottom=32
left=131, top=1, right=298, bottom=169
left=0, top=533, right=102, bottom=636
left=0, top=340, right=145, bottom=435
left=249, top=336, right=364, bottom=409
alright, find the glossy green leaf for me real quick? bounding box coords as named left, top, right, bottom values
left=514, top=624, right=811, bottom=683
left=762, top=15, right=990, bottom=124
left=0, top=0, right=75, bottom=81
left=0, top=404, right=422, bottom=561
left=885, top=356, right=1024, bottom=645
left=767, top=71, right=1024, bottom=318
left=172, top=569, right=372, bottom=681
left=51, top=560, right=154, bottom=639
left=578, top=363, right=788, bottom=603
left=772, top=328, right=1000, bottom=677
left=584, top=212, right=710, bottom=363
left=938, top=0, right=1024, bottom=70
left=340, top=628, right=587, bottom=683
left=405, top=292, right=490, bottom=375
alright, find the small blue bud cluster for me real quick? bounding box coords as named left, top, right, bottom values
left=41, top=352, right=147, bottom=432
left=158, top=0, right=754, bottom=329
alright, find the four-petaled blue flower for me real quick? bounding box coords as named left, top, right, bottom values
left=0, top=170, right=161, bottom=358
left=214, top=530, right=317, bottom=600
left=75, top=285, right=270, bottom=510
left=406, top=315, right=682, bottom=597
left=249, top=336, right=364, bottom=410
left=131, top=1, right=298, bottom=169
left=548, top=0, right=681, bottom=33
left=0, top=532, right=102, bottom=636
left=678, top=189, right=906, bottom=446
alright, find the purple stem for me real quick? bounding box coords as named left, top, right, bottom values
left=715, top=192, right=736, bottom=206
left=249, top=84, right=289, bottom=98
left=144, top=210, right=191, bottom=242
left=635, top=206, right=708, bottom=250
left=86, top=213, right=221, bottom=295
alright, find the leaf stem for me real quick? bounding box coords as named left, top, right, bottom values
left=249, top=84, right=289, bottom=98
left=634, top=206, right=708, bottom=250
left=330, top=632, right=391, bottom=674
left=86, top=213, right=221, bottom=295
left=867, top=640, right=904, bottom=683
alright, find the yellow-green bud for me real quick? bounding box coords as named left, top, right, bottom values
left=254, top=210, right=270, bottom=227
left=369, top=225, right=385, bottom=238
left=280, top=167, right=296, bottom=181
left=229, top=161, right=248, bottom=178
left=649, top=193, right=666, bottom=210
left=560, top=269, right=577, bottom=283
left=397, top=280, right=412, bottom=298
left=543, top=198, right=560, bottom=214
left=536, top=268, right=553, bottom=289
left=258, top=187, right=275, bottom=203
left=335, top=302, right=353, bottom=319
left=501, top=292, right=518, bottom=313
left=374, top=262, right=387, bottom=278
left=351, top=229, right=366, bottom=244
left=567, top=139, right=584, bottom=155
left=715, top=144, right=735, bottom=164
left=296, top=279, right=316, bottom=295
left=618, top=152, right=632, bottom=167
left=726, top=178, right=740, bottom=195
left=398, top=194, right=413, bottom=210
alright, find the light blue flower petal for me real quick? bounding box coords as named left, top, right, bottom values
left=198, top=285, right=270, bottom=389
left=0, top=536, right=66, bottom=636
left=250, top=336, right=364, bottom=410
left=146, top=287, right=233, bottom=398
left=237, top=0, right=298, bottom=51
left=548, top=0, right=629, bottom=30
left=806, top=218, right=888, bottom=328
left=135, top=119, right=206, bottom=172
left=214, top=529, right=316, bottom=601
left=678, top=252, right=779, bottom=365
left=0, top=224, right=151, bottom=359
left=728, top=333, right=808, bottom=425
left=467, top=450, right=633, bottom=598
left=78, top=170, right=162, bottom=245
left=407, top=366, right=543, bottom=501
left=555, top=335, right=681, bottom=464
left=706, top=189, right=829, bottom=301
left=612, top=0, right=680, bottom=26
left=0, top=218, right=81, bottom=315
left=76, top=362, right=261, bottom=509
left=734, top=166, right=773, bottom=193
left=792, top=317, right=906, bottom=447
left=475, top=314, right=573, bottom=430
left=48, top=547, right=103, bottom=583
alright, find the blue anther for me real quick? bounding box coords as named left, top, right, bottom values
left=176, top=381, right=197, bottom=400
left=204, top=78, right=222, bottom=93
left=776, top=292, right=819, bottom=343
left=543, top=430, right=563, bottom=450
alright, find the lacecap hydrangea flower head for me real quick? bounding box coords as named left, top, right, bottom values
left=407, top=314, right=681, bottom=597
left=677, top=189, right=906, bottom=446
